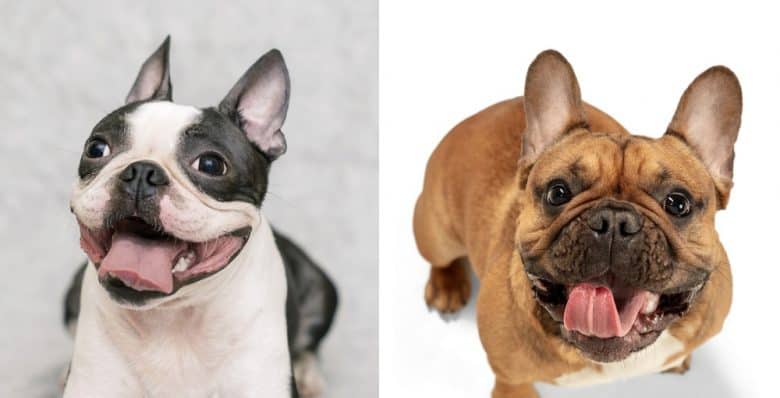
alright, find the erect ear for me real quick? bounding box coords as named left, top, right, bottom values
left=666, top=66, right=742, bottom=208
left=522, top=50, right=587, bottom=163
left=218, top=49, right=290, bottom=161
left=126, top=36, right=173, bottom=104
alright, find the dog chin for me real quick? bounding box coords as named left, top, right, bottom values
left=77, top=215, right=251, bottom=307
left=527, top=272, right=704, bottom=362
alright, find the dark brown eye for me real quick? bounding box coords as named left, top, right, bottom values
left=192, top=153, right=228, bottom=176
left=85, top=138, right=110, bottom=158
left=664, top=192, right=691, bottom=217
left=546, top=181, right=572, bottom=206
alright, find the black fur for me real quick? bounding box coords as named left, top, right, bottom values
left=277, top=231, right=339, bottom=359
left=178, top=108, right=272, bottom=205
left=63, top=263, right=86, bottom=331
left=77, top=101, right=140, bottom=181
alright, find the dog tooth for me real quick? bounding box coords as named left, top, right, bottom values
left=643, top=293, right=660, bottom=314
left=532, top=279, right=547, bottom=291
left=172, top=255, right=191, bottom=273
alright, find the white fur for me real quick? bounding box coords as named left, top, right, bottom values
left=126, top=101, right=200, bottom=152
left=71, top=102, right=261, bottom=243
left=63, top=215, right=292, bottom=398
left=294, top=352, right=325, bottom=397
left=554, top=331, right=685, bottom=387
left=66, top=102, right=293, bottom=397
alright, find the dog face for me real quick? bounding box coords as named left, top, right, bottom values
left=514, top=51, right=741, bottom=362
left=71, top=37, right=290, bottom=307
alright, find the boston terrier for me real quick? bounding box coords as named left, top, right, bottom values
left=62, top=36, right=338, bottom=398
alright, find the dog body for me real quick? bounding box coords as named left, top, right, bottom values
left=414, top=52, right=739, bottom=397
left=66, top=217, right=291, bottom=398
left=64, top=38, right=337, bottom=398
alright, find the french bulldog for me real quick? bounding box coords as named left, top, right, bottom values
left=413, top=50, right=740, bottom=397
left=62, top=37, right=338, bottom=398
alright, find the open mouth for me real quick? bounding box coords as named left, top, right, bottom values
left=78, top=216, right=250, bottom=298
left=529, top=273, right=702, bottom=362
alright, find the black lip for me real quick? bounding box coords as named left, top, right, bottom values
left=562, top=328, right=664, bottom=363
left=94, top=217, right=252, bottom=306
left=100, top=277, right=170, bottom=304
left=104, top=211, right=162, bottom=231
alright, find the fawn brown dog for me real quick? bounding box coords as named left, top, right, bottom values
left=413, top=50, right=740, bottom=397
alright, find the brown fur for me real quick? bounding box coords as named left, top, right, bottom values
left=413, top=50, right=739, bottom=397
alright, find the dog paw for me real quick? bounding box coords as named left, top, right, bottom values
left=294, top=352, right=325, bottom=397
left=493, top=382, right=539, bottom=398
left=424, top=260, right=471, bottom=315
left=664, top=355, right=691, bottom=375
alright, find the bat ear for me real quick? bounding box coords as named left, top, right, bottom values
left=666, top=66, right=742, bottom=207
left=218, top=49, right=290, bottom=161
left=126, top=36, right=173, bottom=104
left=521, top=50, right=587, bottom=163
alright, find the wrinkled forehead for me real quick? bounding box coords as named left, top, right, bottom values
left=623, top=135, right=713, bottom=197
left=530, top=130, right=713, bottom=196
left=529, top=130, right=624, bottom=185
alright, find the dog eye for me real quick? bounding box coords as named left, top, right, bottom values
left=664, top=192, right=691, bottom=217
left=85, top=138, right=110, bottom=158
left=192, top=153, right=228, bottom=176
left=546, top=181, right=572, bottom=206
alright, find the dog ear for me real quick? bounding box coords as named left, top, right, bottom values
left=666, top=66, right=742, bottom=208
left=126, top=36, right=173, bottom=104
left=522, top=50, right=587, bottom=163
left=218, top=49, right=290, bottom=161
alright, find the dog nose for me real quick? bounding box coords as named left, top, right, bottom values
left=586, top=205, right=643, bottom=238
left=119, top=161, right=169, bottom=199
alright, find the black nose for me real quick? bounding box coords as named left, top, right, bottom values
left=586, top=204, right=643, bottom=239
left=119, top=161, right=169, bottom=199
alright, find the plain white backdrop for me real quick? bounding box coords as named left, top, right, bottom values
left=380, top=1, right=779, bottom=397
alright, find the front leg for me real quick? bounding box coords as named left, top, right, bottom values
left=64, top=351, right=142, bottom=398
left=218, top=337, right=296, bottom=398
left=492, top=381, right=539, bottom=398
left=476, top=255, right=572, bottom=398
left=65, top=270, right=142, bottom=398
left=64, top=373, right=142, bottom=398
left=424, top=257, right=472, bottom=315
left=64, top=331, right=142, bottom=398
left=663, top=355, right=692, bottom=375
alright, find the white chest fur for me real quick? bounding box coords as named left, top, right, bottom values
left=554, top=331, right=685, bottom=387
left=64, top=216, right=292, bottom=398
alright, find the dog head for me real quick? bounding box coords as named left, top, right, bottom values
left=71, top=37, right=290, bottom=308
left=515, top=51, right=740, bottom=362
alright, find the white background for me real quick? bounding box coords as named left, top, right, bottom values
left=380, top=1, right=778, bottom=397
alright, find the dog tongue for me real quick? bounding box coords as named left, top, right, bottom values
left=98, top=231, right=187, bottom=294
left=563, top=283, right=648, bottom=338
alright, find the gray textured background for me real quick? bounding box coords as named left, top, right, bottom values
left=0, top=1, right=377, bottom=397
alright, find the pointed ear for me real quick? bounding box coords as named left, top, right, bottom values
left=126, top=36, right=173, bottom=104
left=666, top=66, right=742, bottom=207
left=522, top=50, right=587, bottom=162
left=218, top=49, right=290, bottom=161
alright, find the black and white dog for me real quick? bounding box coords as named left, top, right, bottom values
left=62, top=37, right=338, bottom=398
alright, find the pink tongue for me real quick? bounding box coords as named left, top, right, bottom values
left=98, top=232, right=187, bottom=294
left=563, top=283, right=648, bottom=338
